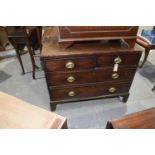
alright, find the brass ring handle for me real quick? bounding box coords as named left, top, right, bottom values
left=67, top=76, right=75, bottom=83
left=65, top=61, right=75, bottom=69
left=112, top=73, right=119, bottom=79
left=114, top=56, right=122, bottom=64
left=109, top=87, right=116, bottom=93
left=68, top=91, right=76, bottom=97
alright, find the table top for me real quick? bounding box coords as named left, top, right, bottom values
left=41, top=27, right=141, bottom=58
left=0, top=91, right=66, bottom=129
left=108, top=107, right=155, bottom=129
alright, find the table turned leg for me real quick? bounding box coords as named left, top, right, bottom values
left=26, top=46, right=36, bottom=79
left=139, top=48, right=150, bottom=68
left=15, top=49, right=25, bottom=75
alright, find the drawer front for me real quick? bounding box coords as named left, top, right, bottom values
left=97, top=53, right=141, bottom=67
left=50, top=82, right=131, bottom=101
left=47, top=68, right=136, bottom=86
left=44, top=57, right=96, bottom=72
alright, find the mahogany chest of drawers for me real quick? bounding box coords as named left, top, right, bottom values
left=41, top=27, right=142, bottom=111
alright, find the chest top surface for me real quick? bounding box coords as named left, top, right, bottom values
left=41, top=27, right=141, bottom=58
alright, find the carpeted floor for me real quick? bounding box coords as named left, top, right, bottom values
left=1, top=44, right=155, bottom=128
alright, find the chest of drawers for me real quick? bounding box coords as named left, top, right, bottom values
left=41, top=27, right=142, bottom=111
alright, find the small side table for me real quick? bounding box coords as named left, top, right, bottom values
left=106, top=107, right=155, bottom=129
left=7, top=26, right=42, bottom=79
left=0, top=91, right=67, bottom=129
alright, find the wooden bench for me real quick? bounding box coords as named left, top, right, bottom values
left=0, top=91, right=67, bottom=129
left=106, top=107, right=155, bottom=129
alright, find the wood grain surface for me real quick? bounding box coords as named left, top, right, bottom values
left=106, top=107, right=155, bottom=129
left=0, top=92, right=67, bottom=129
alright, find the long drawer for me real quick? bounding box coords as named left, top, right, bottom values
left=46, top=67, right=136, bottom=86
left=50, top=82, right=131, bottom=101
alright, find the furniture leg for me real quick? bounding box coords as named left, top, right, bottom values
left=27, top=48, right=36, bottom=79
left=36, top=27, right=42, bottom=51
left=25, top=43, right=36, bottom=79
left=61, top=120, right=68, bottom=129
left=23, top=27, right=36, bottom=79
left=32, top=49, right=40, bottom=69
left=106, top=121, right=113, bottom=129
left=50, top=102, right=56, bottom=111
left=35, top=64, right=39, bottom=69
left=139, top=48, right=150, bottom=68
left=9, top=39, right=25, bottom=75
left=152, top=85, right=155, bottom=91
left=122, top=94, right=129, bottom=103
left=15, top=49, right=25, bottom=74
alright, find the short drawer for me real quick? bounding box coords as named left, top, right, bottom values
left=44, top=57, right=96, bottom=72
left=46, top=67, right=136, bottom=86
left=97, top=53, right=141, bottom=67
left=50, top=82, right=131, bottom=101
